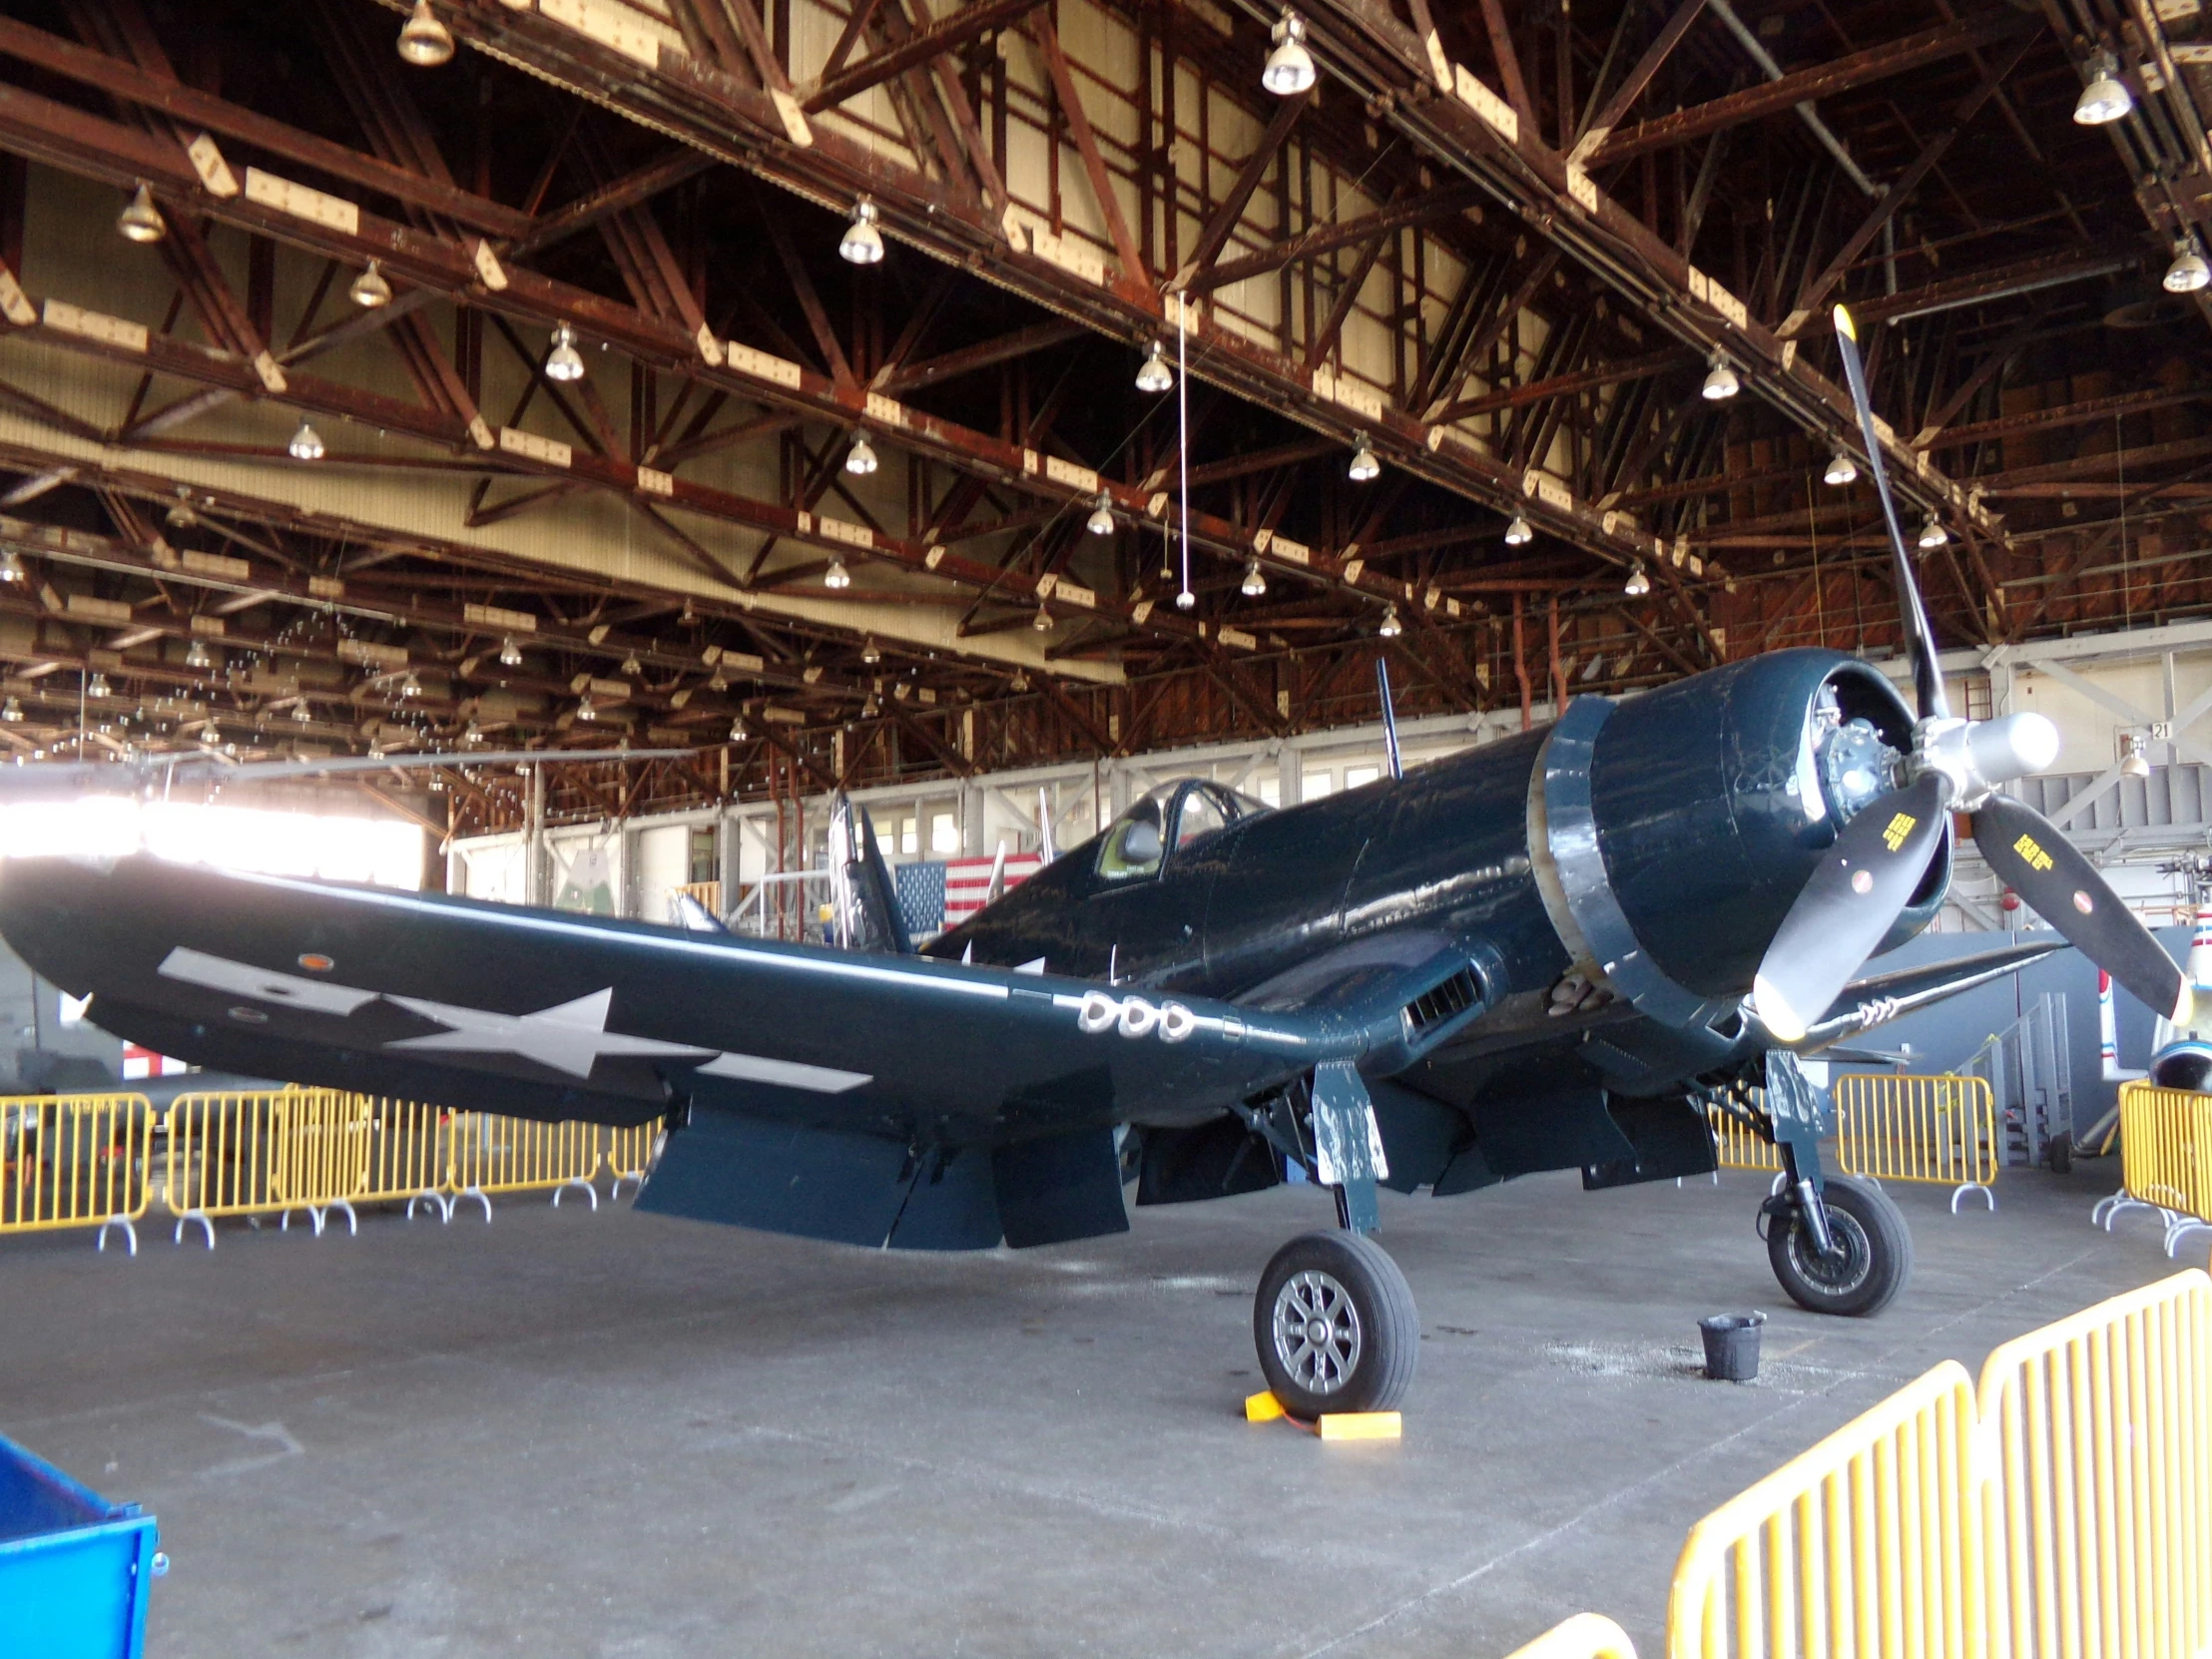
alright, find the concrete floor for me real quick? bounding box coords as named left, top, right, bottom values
left=2, top=1158, right=2195, bottom=1659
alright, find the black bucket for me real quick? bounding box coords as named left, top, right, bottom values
left=1698, top=1312, right=1766, bottom=1382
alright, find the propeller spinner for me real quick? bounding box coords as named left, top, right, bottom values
left=1749, top=305, right=2191, bottom=1041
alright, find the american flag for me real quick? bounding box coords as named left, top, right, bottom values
left=945, top=852, right=1041, bottom=927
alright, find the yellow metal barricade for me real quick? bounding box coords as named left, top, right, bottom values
left=1705, top=1105, right=1784, bottom=1177
left=1665, top=1361, right=1983, bottom=1659
left=0, top=1094, right=152, bottom=1254
left=444, top=1112, right=601, bottom=1220
left=602, top=1120, right=662, bottom=1199
left=1976, top=1269, right=2212, bottom=1659
left=2095, top=1082, right=2212, bottom=1255
left=357, top=1098, right=460, bottom=1221
left=1834, top=1073, right=2000, bottom=1213
left=162, top=1088, right=363, bottom=1248
left=1503, top=1613, right=1637, bottom=1658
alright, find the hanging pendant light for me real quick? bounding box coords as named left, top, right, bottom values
left=576, top=694, right=597, bottom=722
left=1503, top=514, right=1533, bottom=546
left=1135, top=340, right=1174, bottom=393
left=185, top=638, right=214, bottom=671
left=620, top=652, right=642, bottom=676
left=292, top=700, right=312, bottom=724
left=845, top=433, right=878, bottom=475
left=1823, top=449, right=1858, bottom=486
left=730, top=714, right=749, bottom=741
left=839, top=198, right=884, bottom=265
left=1348, top=434, right=1381, bottom=482
left=1263, top=7, right=1317, bottom=96
left=1377, top=604, right=1402, bottom=638
left=1624, top=562, right=1651, bottom=597
left=2074, top=49, right=2132, bottom=125
left=1701, top=351, right=1741, bottom=400
left=86, top=674, right=110, bottom=699
left=1242, top=559, right=1268, bottom=598
left=0, top=549, right=23, bottom=583
left=1033, top=601, right=1053, bottom=632
left=1917, top=515, right=1948, bottom=549
left=1085, top=492, right=1115, bottom=535
left=499, top=635, right=524, bottom=667
left=544, top=322, right=586, bottom=382
left=397, top=0, right=456, bottom=67
left=861, top=637, right=881, bottom=665
left=349, top=261, right=392, bottom=307
left=2165, top=238, right=2211, bottom=294
left=1, top=698, right=21, bottom=724
left=288, top=419, right=325, bottom=460
left=116, top=183, right=165, bottom=245
left=825, top=555, right=851, bottom=590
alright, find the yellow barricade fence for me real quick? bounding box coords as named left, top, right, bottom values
left=0, top=1093, right=152, bottom=1254
left=1665, top=1361, right=1984, bottom=1659
left=1704, top=1105, right=1784, bottom=1177
left=161, top=1088, right=365, bottom=1248
left=358, top=1098, right=460, bottom=1220
left=1976, top=1269, right=2212, bottom=1659
left=2095, top=1082, right=2212, bottom=1257
left=1503, top=1613, right=1637, bottom=1658
left=1834, top=1073, right=2000, bottom=1214
left=443, top=1111, right=602, bottom=1221
left=603, top=1120, right=661, bottom=1199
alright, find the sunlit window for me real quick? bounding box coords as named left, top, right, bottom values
left=0, top=797, right=424, bottom=888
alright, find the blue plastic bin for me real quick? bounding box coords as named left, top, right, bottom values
left=0, top=1433, right=163, bottom=1659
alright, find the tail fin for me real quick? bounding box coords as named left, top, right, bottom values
left=828, top=794, right=912, bottom=954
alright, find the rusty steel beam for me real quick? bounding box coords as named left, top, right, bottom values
left=1432, top=347, right=1689, bottom=422
left=1589, top=14, right=2032, bottom=165
left=1568, top=0, right=1710, bottom=163
left=1188, top=182, right=1485, bottom=292
left=803, top=0, right=1046, bottom=110
left=877, top=319, right=1087, bottom=395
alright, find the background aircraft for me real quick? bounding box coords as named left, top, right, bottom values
left=0, top=309, right=2183, bottom=1420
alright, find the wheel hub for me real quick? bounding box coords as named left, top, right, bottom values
left=1272, top=1268, right=1363, bottom=1396
left=1789, top=1207, right=1873, bottom=1295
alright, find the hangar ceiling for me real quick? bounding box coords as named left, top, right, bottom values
left=0, top=0, right=2200, bottom=831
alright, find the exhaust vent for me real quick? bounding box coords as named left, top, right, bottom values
left=1403, top=966, right=1481, bottom=1038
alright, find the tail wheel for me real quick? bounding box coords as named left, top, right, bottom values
left=1253, top=1231, right=1418, bottom=1417
left=1767, top=1172, right=1914, bottom=1317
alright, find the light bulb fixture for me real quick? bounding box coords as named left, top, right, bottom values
left=397, top=0, right=456, bottom=66
left=1823, top=449, right=1859, bottom=486
left=2121, top=734, right=2153, bottom=780
left=2166, top=238, right=2211, bottom=294
left=166, top=499, right=197, bottom=528
left=1348, top=434, right=1381, bottom=482
left=0, top=550, right=24, bottom=583
left=1624, top=562, right=1651, bottom=597
left=1085, top=492, right=1115, bottom=535
left=825, top=555, right=851, bottom=590
left=499, top=635, right=523, bottom=667
left=185, top=638, right=214, bottom=671
left=2075, top=49, right=2132, bottom=126
left=1033, top=601, right=1053, bottom=632
left=729, top=715, right=749, bottom=741
left=1010, top=668, right=1030, bottom=692
left=1263, top=7, right=1317, bottom=96
left=86, top=674, right=110, bottom=700
left=576, top=695, right=597, bottom=723
left=544, top=321, right=586, bottom=382
left=861, top=696, right=880, bottom=719
left=839, top=197, right=884, bottom=265
left=1377, top=604, right=1402, bottom=638
left=349, top=261, right=392, bottom=307
left=1917, top=514, right=1948, bottom=549
left=861, top=637, right=881, bottom=665
left=1135, top=340, right=1174, bottom=393
left=399, top=672, right=422, bottom=699
left=116, top=182, right=165, bottom=245
left=1503, top=514, right=1533, bottom=546
left=288, top=418, right=325, bottom=461
left=1242, top=559, right=1268, bottom=598
left=845, top=433, right=878, bottom=475
left=1175, top=588, right=1196, bottom=611
left=708, top=667, right=729, bottom=692
left=2, top=698, right=22, bottom=724
left=620, top=652, right=642, bottom=676
left=291, top=700, right=311, bottom=724
left=1701, top=351, right=1741, bottom=400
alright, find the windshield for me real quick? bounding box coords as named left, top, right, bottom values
left=1097, top=791, right=1168, bottom=881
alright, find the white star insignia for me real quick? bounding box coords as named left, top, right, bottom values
left=382, top=987, right=715, bottom=1079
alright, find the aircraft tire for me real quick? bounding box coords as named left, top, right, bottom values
left=1767, top=1173, right=1913, bottom=1317
left=1253, top=1230, right=1417, bottom=1417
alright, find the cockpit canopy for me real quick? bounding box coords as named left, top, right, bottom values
left=1096, top=780, right=1270, bottom=882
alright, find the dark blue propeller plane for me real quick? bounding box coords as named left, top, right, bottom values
left=0, top=309, right=2188, bottom=1417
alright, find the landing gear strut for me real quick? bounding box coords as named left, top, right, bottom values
left=1762, top=1143, right=1914, bottom=1317
left=1248, top=1060, right=1419, bottom=1414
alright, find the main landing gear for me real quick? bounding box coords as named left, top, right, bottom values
left=1760, top=1136, right=1914, bottom=1318
left=1246, top=1059, right=1419, bottom=1417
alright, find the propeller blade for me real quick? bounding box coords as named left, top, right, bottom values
left=1752, top=773, right=1949, bottom=1042
left=1832, top=304, right=1949, bottom=723
left=1971, top=794, right=2191, bottom=1024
